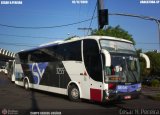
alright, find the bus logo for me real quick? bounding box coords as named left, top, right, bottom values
left=56, top=67, right=65, bottom=75
left=29, top=62, right=48, bottom=84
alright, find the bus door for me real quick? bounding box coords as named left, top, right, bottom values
left=83, top=39, right=103, bottom=101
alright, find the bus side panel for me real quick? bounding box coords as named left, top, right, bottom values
left=62, top=61, right=90, bottom=99
left=15, top=64, right=25, bottom=86
left=17, top=61, right=72, bottom=94
left=40, top=61, right=71, bottom=89
left=90, top=88, right=102, bottom=102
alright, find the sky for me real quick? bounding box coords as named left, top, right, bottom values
left=0, top=0, right=160, bottom=53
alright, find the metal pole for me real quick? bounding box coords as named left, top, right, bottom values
left=98, top=0, right=104, bottom=9
left=109, top=13, right=160, bottom=51
left=97, top=0, right=104, bottom=30
left=155, top=20, right=160, bottom=51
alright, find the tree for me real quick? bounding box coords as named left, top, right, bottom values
left=91, top=25, right=135, bottom=44
left=139, top=51, right=160, bottom=78
left=146, top=52, right=160, bottom=76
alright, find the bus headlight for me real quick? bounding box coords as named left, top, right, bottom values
left=105, top=89, right=109, bottom=96
left=136, top=87, right=141, bottom=91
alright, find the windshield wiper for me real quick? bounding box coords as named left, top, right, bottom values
left=128, top=69, right=138, bottom=82
left=125, top=59, right=137, bottom=83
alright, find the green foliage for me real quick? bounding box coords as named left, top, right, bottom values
left=91, top=25, right=135, bottom=45
left=146, top=52, right=160, bottom=75
left=151, top=79, right=160, bottom=87
left=138, top=51, right=160, bottom=78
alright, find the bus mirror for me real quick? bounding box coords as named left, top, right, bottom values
left=101, top=49, right=111, bottom=67
left=140, top=53, right=150, bottom=69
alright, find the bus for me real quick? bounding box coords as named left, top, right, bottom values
left=6, top=60, right=15, bottom=82
left=0, top=61, right=8, bottom=74
left=14, top=36, right=150, bottom=102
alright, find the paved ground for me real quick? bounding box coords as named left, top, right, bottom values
left=0, top=73, right=119, bottom=115
left=0, top=73, right=160, bottom=115
left=142, top=86, right=160, bottom=96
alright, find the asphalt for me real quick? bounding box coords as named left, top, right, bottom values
left=0, top=73, right=119, bottom=115
left=0, top=72, right=160, bottom=115
left=142, top=86, right=160, bottom=96
left=116, top=86, right=160, bottom=110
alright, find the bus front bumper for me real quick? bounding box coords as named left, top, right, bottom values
left=103, top=90, right=141, bottom=102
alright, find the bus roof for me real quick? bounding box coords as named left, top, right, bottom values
left=84, top=36, right=133, bottom=43
left=18, top=35, right=133, bottom=53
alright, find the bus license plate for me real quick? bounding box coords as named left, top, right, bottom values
left=124, top=95, right=131, bottom=100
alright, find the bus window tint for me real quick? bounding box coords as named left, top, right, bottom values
left=18, top=52, right=28, bottom=64
left=83, top=39, right=102, bottom=82
left=18, top=41, right=82, bottom=63
left=56, top=41, right=82, bottom=61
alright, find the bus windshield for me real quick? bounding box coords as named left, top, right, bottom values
left=104, top=53, right=140, bottom=83
left=100, top=39, right=140, bottom=83
left=100, top=39, right=136, bottom=54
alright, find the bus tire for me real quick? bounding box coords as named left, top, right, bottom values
left=24, top=79, right=29, bottom=90
left=68, top=85, right=80, bottom=102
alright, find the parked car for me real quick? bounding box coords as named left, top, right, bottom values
left=0, top=66, right=8, bottom=74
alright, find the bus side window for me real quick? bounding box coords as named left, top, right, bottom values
left=28, top=54, right=33, bottom=63
left=19, top=52, right=28, bottom=64
left=56, top=41, right=82, bottom=61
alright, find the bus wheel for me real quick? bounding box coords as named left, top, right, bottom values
left=68, top=85, right=80, bottom=101
left=24, top=80, right=29, bottom=90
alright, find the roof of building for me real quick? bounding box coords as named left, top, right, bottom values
left=0, top=48, right=15, bottom=61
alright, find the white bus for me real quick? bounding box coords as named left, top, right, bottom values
left=14, top=36, right=150, bottom=102
left=6, top=60, right=15, bottom=82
